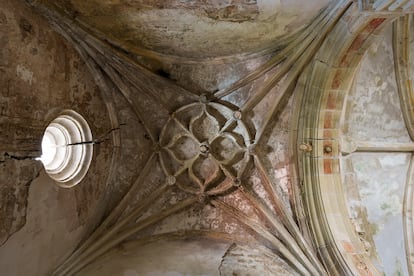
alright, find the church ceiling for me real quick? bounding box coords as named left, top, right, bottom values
left=1, top=0, right=414, bottom=275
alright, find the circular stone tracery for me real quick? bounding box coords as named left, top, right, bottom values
left=159, top=102, right=252, bottom=196
left=40, top=110, right=93, bottom=188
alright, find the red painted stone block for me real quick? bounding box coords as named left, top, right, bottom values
left=324, top=112, right=333, bottom=128
left=324, top=159, right=333, bottom=174
left=340, top=52, right=353, bottom=67
left=342, top=241, right=354, bottom=253
left=349, top=33, right=367, bottom=51
left=324, top=130, right=333, bottom=139
left=364, top=18, right=386, bottom=33
left=331, top=71, right=343, bottom=89
left=326, top=91, right=337, bottom=110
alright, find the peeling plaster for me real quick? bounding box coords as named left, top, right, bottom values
left=78, top=239, right=231, bottom=276
left=43, top=0, right=331, bottom=58
left=16, top=64, right=34, bottom=85
left=0, top=1, right=114, bottom=274
left=342, top=25, right=411, bottom=276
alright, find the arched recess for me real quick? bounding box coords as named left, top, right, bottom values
left=393, top=14, right=414, bottom=275
left=294, top=3, right=395, bottom=275
left=404, top=156, right=414, bottom=275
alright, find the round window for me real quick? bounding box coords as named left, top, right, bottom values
left=39, top=110, right=93, bottom=188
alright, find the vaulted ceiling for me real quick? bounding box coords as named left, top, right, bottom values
left=1, top=0, right=414, bottom=275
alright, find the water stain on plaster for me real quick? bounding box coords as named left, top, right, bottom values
left=0, top=1, right=115, bottom=274
left=342, top=26, right=410, bottom=275
left=0, top=12, right=7, bottom=24
left=136, top=0, right=261, bottom=22
left=345, top=25, right=410, bottom=143
left=16, top=64, right=34, bottom=85
left=204, top=3, right=259, bottom=22
left=18, top=17, right=34, bottom=40
left=220, top=244, right=299, bottom=275
left=43, top=0, right=329, bottom=58
left=0, top=160, right=41, bottom=246
left=79, top=239, right=231, bottom=276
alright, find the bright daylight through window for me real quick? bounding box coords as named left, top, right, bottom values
left=38, top=110, right=93, bottom=188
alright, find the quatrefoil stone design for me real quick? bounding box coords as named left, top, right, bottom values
left=159, top=102, right=252, bottom=196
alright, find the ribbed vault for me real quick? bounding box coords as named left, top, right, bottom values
left=2, top=0, right=414, bottom=275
